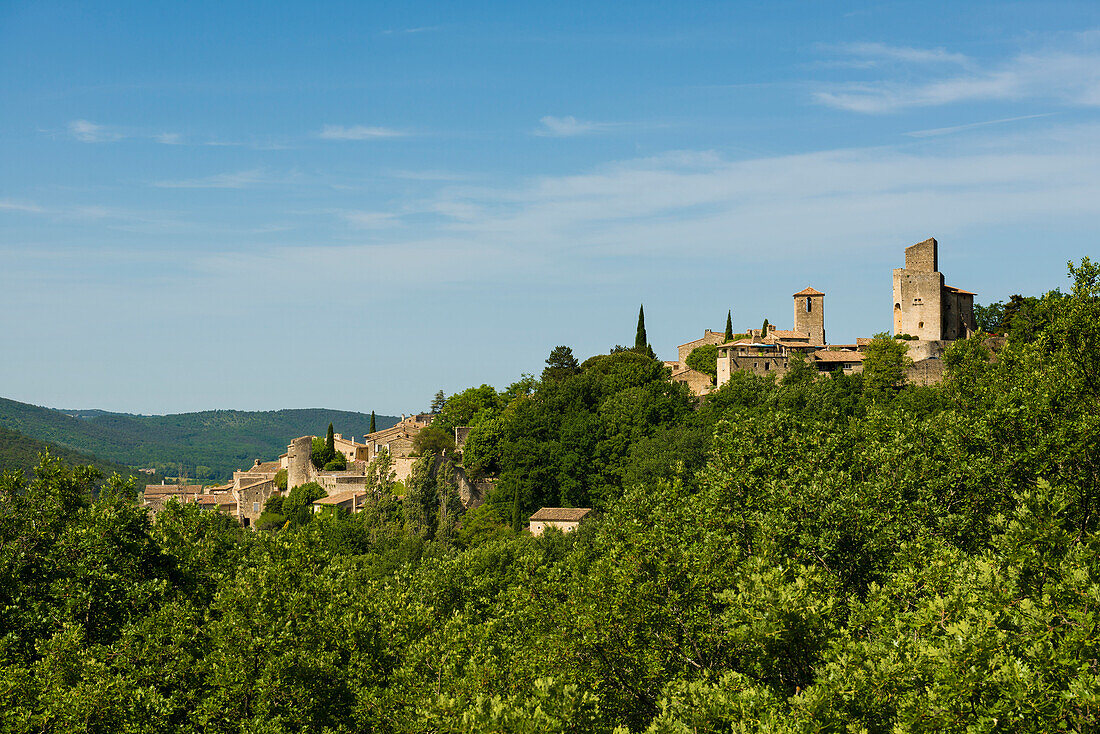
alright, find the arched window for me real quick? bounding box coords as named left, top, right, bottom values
left=806, top=297, right=812, bottom=312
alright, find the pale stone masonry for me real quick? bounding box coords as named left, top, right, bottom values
left=792, top=287, right=826, bottom=345
left=695, top=237, right=976, bottom=388
left=892, top=238, right=976, bottom=341
left=529, top=507, right=592, bottom=536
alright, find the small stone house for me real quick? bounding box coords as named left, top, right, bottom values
left=670, top=367, right=713, bottom=397
left=529, top=507, right=592, bottom=537
left=313, top=490, right=370, bottom=514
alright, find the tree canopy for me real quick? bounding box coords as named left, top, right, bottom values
left=4, top=261, right=1100, bottom=732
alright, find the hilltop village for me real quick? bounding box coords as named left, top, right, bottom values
left=668, top=236, right=977, bottom=396
left=142, top=237, right=978, bottom=528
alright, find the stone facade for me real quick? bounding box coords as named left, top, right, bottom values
left=529, top=507, right=592, bottom=536
left=892, top=238, right=976, bottom=341
left=287, top=436, right=312, bottom=491
left=670, top=366, right=714, bottom=397
left=677, top=329, right=727, bottom=367
left=792, top=287, right=826, bottom=345
left=236, top=478, right=277, bottom=528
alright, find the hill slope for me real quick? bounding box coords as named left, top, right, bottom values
left=0, top=425, right=163, bottom=487
left=0, top=397, right=399, bottom=479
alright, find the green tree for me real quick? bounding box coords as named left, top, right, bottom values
left=369, top=410, right=376, bottom=434
left=542, top=346, right=581, bottom=383
left=365, top=450, right=397, bottom=496
left=434, top=384, right=501, bottom=431
left=635, top=304, right=648, bottom=351
left=413, top=425, right=456, bottom=456
left=725, top=310, right=734, bottom=341
left=761, top=318, right=770, bottom=338
left=430, top=390, right=447, bottom=414
left=685, top=344, right=718, bottom=379
left=325, top=423, right=336, bottom=460
left=861, top=332, right=912, bottom=401
left=282, top=481, right=326, bottom=527
left=781, top=349, right=814, bottom=386
left=974, top=300, right=1005, bottom=333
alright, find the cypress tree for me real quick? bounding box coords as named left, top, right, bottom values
left=725, top=310, right=734, bottom=341
left=325, top=422, right=336, bottom=464
left=761, top=318, right=770, bottom=338
left=635, top=304, right=647, bottom=351
left=369, top=410, right=376, bottom=434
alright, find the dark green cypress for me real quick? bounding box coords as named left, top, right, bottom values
left=635, top=304, right=647, bottom=351
left=325, top=422, right=336, bottom=463
left=725, top=310, right=734, bottom=341
left=369, top=410, right=376, bottom=434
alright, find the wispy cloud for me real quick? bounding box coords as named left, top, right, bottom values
left=0, top=199, right=46, bottom=213
left=534, top=115, right=621, bottom=137
left=68, top=119, right=187, bottom=145
left=814, top=39, right=1100, bottom=113
left=152, top=168, right=294, bottom=189
left=905, top=113, right=1058, bottom=138
left=318, top=124, right=408, bottom=140
left=821, top=42, right=971, bottom=67
left=381, top=26, right=439, bottom=35
left=69, top=119, right=123, bottom=143
left=341, top=210, right=401, bottom=228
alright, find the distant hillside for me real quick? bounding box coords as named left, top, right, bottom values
left=0, top=425, right=163, bottom=488
left=0, top=397, right=399, bottom=480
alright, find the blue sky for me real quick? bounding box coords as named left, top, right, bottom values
left=3, top=0, right=1100, bottom=415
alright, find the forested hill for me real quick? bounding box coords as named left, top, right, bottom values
left=0, top=398, right=398, bottom=479
left=0, top=425, right=163, bottom=487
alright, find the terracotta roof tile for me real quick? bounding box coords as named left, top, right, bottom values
left=814, top=351, right=866, bottom=362
left=793, top=286, right=825, bottom=297
left=529, top=507, right=592, bottom=522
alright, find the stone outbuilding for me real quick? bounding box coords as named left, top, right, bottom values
left=529, top=507, right=592, bottom=537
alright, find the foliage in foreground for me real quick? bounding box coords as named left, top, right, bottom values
left=0, top=259, right=1098, bottom=732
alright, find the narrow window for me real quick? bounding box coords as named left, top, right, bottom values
left=806, top=297, right=812, bottom=312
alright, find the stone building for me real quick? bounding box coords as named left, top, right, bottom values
left=670, top=366, right=714, bottom=397
left=892, top=238, right=976, bottom=341
left=529, top=507, right=592, bottom=537
left=676, top=329, right=727, bottom=367
left=792, top=287, right=826, bottom=345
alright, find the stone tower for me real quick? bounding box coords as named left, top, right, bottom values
left=287, top=435, right=312, bottom=491
left=793, top=286, right=825, bottom=345
left=892, top=237, right=977, bottom=341
left=893, top=237, right=945, bottom=341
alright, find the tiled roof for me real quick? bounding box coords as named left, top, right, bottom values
left=671, top=367, right=709, bottom=378
left=249, top=461, right=281, bottom=474
left=770, top=330, right=810, bottom=340
left=314, top=491, right=367, bottom=505
left=143, top=484, right=203, bottom=496
left=529, top=507, right=592, bottom=522
left=793, top=286, right=825, bottom=297
left=814, top=351, right=866, bottom=362
left=945, top=286, right=977, bottom=295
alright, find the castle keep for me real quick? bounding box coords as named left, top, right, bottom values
left=892, top=237, right=976, bottom=341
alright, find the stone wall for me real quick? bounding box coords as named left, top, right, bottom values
left=793, top=292, right=825, bottom=345
left=905, top=237, right=938, bottom=272
left=893, top=268, right=944, bottom=341
left=287, top=436, right=313, bottom=490
left=236, top=478, right=277, bottom=529
left=906, top=358, right=945, bottom=386
left=677, top=330, right=726, bottom=366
